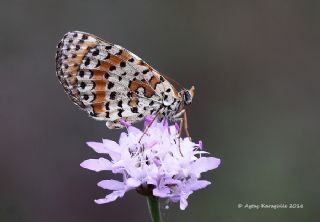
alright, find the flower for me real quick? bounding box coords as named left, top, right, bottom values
left=80, top=117, right=221, bottom=210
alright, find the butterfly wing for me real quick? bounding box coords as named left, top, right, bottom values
left=56, top=31, right=177, bottom=128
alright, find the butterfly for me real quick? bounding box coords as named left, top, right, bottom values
left=55, top=31, right=194, bottom=136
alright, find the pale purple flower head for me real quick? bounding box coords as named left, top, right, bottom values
left=80, top=116, right=220, bottom=210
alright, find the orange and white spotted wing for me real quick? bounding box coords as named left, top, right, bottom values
left=56, top=31, right=183, bottom=128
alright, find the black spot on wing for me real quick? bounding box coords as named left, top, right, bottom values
left=127, top=92, right=133, bottom=97
left=117, top=109, right=124, bottom=117
left=85, top=58, right=90, bottom=66
left=79, top=71, right=85, bottom=77
left=82, top=34, right=88, bottom=40
left=105, top=102, right=110, bottom=110
left=80, top=82, right=86, bottom=89
left=116, top=49, right=123, bottom=55
left=110, top=91, right=116, bottom=100
left=131, top=107, right=138, bottom=113
left=104, top=54, right=110, bottom=60
left=89, top=112, right=97, bottom=117
left=108, top=82, right=114, bottom=89
left=95, top=60, right=101, bottom=67
left=92, top=49, right=99, bottom=56
left=83, top=94, right=89, bottom=100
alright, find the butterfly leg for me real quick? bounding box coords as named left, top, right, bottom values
left=138, top=111, right=161, bottom=143
left=183, top=110, right=190, bottom=138
left=172, top=108, right=190, bottom=137
left=173, top=109, right=185, bottom=120
left=178, top=117, right=184, bottom=156
left=173, top=110, right=190, bottom=156
left=172, top=109, right=186, bottom=156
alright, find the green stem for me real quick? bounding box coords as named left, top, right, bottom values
left=147, top=196, right=162, bottom=222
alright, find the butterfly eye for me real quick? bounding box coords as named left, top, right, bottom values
left=184, top=90, right=193, bottom=105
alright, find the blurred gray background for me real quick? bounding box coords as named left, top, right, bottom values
left=0, top=0, right=319, bottom=221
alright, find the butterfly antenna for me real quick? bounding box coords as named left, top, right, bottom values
left=161, top=73, right=186, bottom=90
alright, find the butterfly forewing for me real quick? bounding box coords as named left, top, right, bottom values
left=56, top=31, right=182, bottom=128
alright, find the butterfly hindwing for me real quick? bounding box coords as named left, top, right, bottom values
left=56, top=31, right=177, bottom=128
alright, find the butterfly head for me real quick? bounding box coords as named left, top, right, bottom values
left=183, top=86, right=195, bottom=105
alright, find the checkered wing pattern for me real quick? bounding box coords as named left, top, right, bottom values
left=56, top=31, right=181, bottom=128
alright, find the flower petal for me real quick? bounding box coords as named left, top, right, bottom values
left=86, top=142, right=108, bottom=154
left=180, top=197, right=188, bottom=210
left=102, top=139, right=121, bottom=150
left=80, top=158, right=112, bottom=172
left=198, top=140, right=203, bottom=150
left=153, top=187, right=171, bottom=198
left=144, top=115, right=154, bottom=127
left=94, top=190, right=125, bottom=204
left=97, top=180, right=125, bottom=190
left=174, top=122, right=180, bottom=132
left=127, top=125, right=142, bottom=135
left=189, top=180, right=211, bottom=191
left=126, top=178, right=141, bottom=187
left=102, top=139, right=121, bottom=160
left=190, top=157, right=221, bottom=177
left=120, top=119, right=131, bottom=127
